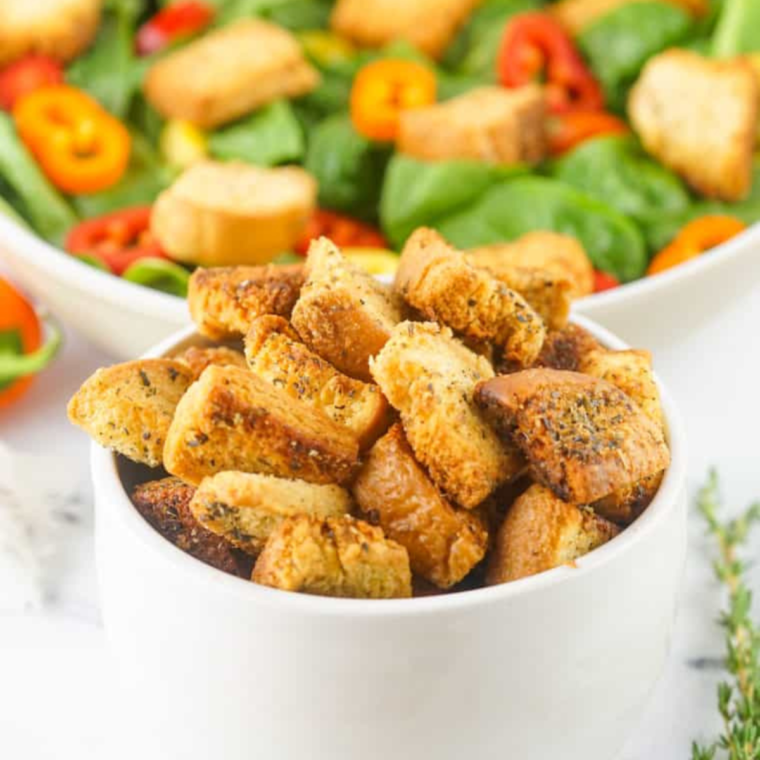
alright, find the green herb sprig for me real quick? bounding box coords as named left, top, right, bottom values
left=692, top=470, right=760, bottom=760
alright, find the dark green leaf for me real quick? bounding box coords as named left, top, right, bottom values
left=122, top=258, right=190, bottom=297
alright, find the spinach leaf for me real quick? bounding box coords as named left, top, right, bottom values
left=578, top=1, right=694, bottom=113
left=208, top=100, right=305, bottom=166
left=267, top=0, right=333, bottom=30
left=0, top=114, right=77, bottom=244
left=305, top=114, right=390, bottom=221
left=712, top=0, right=760, bottom=55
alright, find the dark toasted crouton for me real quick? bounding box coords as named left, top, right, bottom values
left=534, top=323, right=603, bottom=371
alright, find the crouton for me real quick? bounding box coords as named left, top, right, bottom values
left=68, top=359, right=194, bottom=468
left=475, top=369, right=670, bottom=504
left=533, top=323, right=603, bottom=371
left=190, top=471, right=352, bottom=555
left=487, top=484, right=619, bottom=584
left=353, top=424, right=488, bottom=588
left=593, top=472, right=663, bottom=525
left=152, top=161, right=317, bottom=267
left=290, top=237, right=401, bottom=382
left=172, top=345, right=248, bottom=381
left=468, top=231, right=594, bottom=300
left=188, top=263, right=305, bottom=341
left=398, top=85, right=547, bottom=165
left=164, top=365, right=360, bottom=486
left=331, top=0, right=479, bottom=59
left=0, top=0, right=102, bottom=67
left=132, top=477, right=251, bottom=577
left=628, top=49, right=758, bottom=201
left=252, top=515, right=412, bottom=598
left=395, top=228, right=546, bottom=368
left=370, top=321, right=524, bottom=509
left=144, top=19, right=319, bottom=129
left=245, top=315, right=390, bottom=449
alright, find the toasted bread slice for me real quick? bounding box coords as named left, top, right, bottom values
left=144, top=19, right=319, bottom=129
left=188, top=263, right=305, bottom=341
left=487, top=484, right=619, bottom=584
left=245, top=315, right=390, bottom=449
left=252, top=515, right=412, bottom=598
left=629, top=49, right=758, bottom=201
left=468, top=231, right=594, bottom=300
left=353, top=424, right=488, bottom=588
left=371, top=321, right=523, bottom=509
left=331, top=0, right=479, bottom=59
left=190, top=471, right=352, bottom=555
left=395, top=228, right=546, bottom=368
left=132, top=477, right=250, bottom=577
left=68, top=359, right=194, bottom=467
left=533, top=323, right=603, bottom=372
left=398, top=85, right=547, bottom=165
left=0, top=0, right=102, bottom=67
left=164, top=365, right=360, bottom=486
left=291, top=237, right=401, bottom=381
left=475, top=369, right=670, bottom=504
left=152, top=161, right=317, bottom=267
left=172, top=345, right=248, bottom=381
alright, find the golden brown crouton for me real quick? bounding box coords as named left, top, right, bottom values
left=164, top=365, right=360, bottom=486
left=252, top=515, right=412, bottom=598
left=397, top=85, right=547, bottom=165
left=593, top=472, right=663, bottom=525
left=628, top=49, right=758, bottom=201
left=132, top=477, right=251, bottom=577
left=151, top=161, right=317, bottom=267
left=245, top=315, right=390, bottom=449
left=533, top=323, right=603, bottom=372
left=395, top=228, right=546, bottom=368
left=330, top=0, right=479, bottom=59
left=172, top=345, right=248, bottom=381
left=353, top=424, right=488, bottom=588
left=371, top=321, right=524, bottom=509
left=0, top=0, right=102, bottom=67
left=475, top=369, right=670, bottom=504
left=487, top=484, right=619, bottom=584
left=68, top=359, right=194, bottom=468
left=144, top=19, right=319, bottom=129
left=190, top=471, right=352, bottom=555
left=468, top=231, right=594, bottom=300
left=291, top=237, right=401, bottom=382
left=188, top=263, right=305, bottom=341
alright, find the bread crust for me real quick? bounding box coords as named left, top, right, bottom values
left=533, top=323, right=603, bottom=372
left=67, top=359, right=194, bottom=467
left=164, top=365, right=360, bottom=486
left=353, top=424, right=488, bottom=588
left=252, top=515, right=412, bottom=598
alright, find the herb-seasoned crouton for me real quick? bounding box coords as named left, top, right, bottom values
left=68, top=359, right=194, bottom=467
left=353, top=424, right=488, bottom=588
left=152, top=162, right=317, bottom=267
left=533, top=323, right=603, bottom=371
left=468, top=231, right=594, bottom=300
left=331, top=0, right=479, bottom=59
left=487, top=484, right=619, bottom=584
left=144, top=19, right=319, bottom=129
left=190, top=471, right=352, bottom=556
left=0, top=0, right=103, bottom=67
left=245, top=315, right=390, bottom=449
left=371, top=321, right=524, bottom=509
left=628, top=49, right=758, bottom=201
left=476, top=369, right=670, bottom=504
left=164, top=365, right=360, bottom=486
left=132, top=477, right=251, bottom=577
left=397, top=85, right=547, bottom=165
left=172, top=345, right=248, bottom=381
left=291, top=237, right=401, bottom=381
left=593, top=472, right=663, bottom=525
left=188, top=263, right=305, bottom=341
left=252, top=515, right=412, bottom=598
left=395, top=228, right=546, bottom=368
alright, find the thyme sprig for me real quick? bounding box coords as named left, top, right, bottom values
left=692, top=470, right=760, bottom=760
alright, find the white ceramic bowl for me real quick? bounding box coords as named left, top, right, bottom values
left=2, top=212, right=759, bottom=358
left=91, top=315, right=687, bottom=760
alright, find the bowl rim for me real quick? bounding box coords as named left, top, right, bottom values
left=91, top=314, right=688, bottom=618
left=2, top=209, right=758, bottom=316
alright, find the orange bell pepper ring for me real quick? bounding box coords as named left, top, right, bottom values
left=647, top=215, right=746, bottom=276
left=548, top=111, right=628, bottom=155
left=350, top=59, right=436, bottom=141
left=13, top=84, right=131, bottom=195
left=295, top=209, right=387, bottom=255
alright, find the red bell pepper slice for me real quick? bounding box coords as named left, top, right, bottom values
left=0, top=55, right=63, bottom=111
left=295, top=210, right=387, bottom=255
left=593, top=270, right=620, bottom=293
left=135, top=1, right=215, bottom=57
left=548, top=111, right=628, bottom=155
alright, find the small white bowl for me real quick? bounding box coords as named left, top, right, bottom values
left=91, top=316, right=687, bottom=760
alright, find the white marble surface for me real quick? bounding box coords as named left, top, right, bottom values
left=1, top=286, right=760, bottom=759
